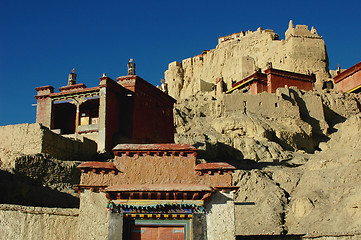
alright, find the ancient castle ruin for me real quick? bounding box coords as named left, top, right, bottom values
left=165, top=20, right=330, bottom=100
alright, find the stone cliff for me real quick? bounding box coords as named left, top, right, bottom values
left=165, top=20, right=330, bottom=100
left=173, top=89, right=361, bottom=238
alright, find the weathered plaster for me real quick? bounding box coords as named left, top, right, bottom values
left=206, top=191, right=235, bottom=240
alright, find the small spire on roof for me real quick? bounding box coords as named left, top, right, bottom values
left=127, top=58, right=136, bottom=75
left=68, top=68, right=77, bottom=86
left=337, top=64, right=341, bottom=74
left=160, top=79, right=168, bottom=93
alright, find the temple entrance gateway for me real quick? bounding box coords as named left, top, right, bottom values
left=77, top=143, right=237, bottom=239
left=108, top=201, right=197, bottom=240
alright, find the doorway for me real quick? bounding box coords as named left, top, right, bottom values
left=124, top=219, right=190, bottom=240
left=131, top=225, right=185, bottom=240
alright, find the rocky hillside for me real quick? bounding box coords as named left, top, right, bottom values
left=173, top=89, right=361, bottom=238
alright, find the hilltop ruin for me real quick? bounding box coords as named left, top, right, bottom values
left=165, top=20, right=330, bottom=100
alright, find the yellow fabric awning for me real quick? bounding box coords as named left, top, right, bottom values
left=226, top=78, right=255, bottom=94
left=347, top=84, right=361, bottom=93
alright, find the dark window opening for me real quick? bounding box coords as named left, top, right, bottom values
left=52, top=103, right=76, bottom=134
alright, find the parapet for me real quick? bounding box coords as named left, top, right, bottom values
left=218, top=28, right=277, bottom=44
left=112, top=143, right=197, bottom=157
left=265, top=68, right=316, bottom=83
left=116, top=75, right=176, bottom=104
left=168, top=61, right=182, bottom=69
left=35, top=85, right=54, bottom=97
left=218, top=31, right=245, bottom=44
left=333, top=61, right=361, bottom=84
left=333, top=61, right=361, bottom=93
left=285, top=20, right=322, bottom=41
left=59, top=83, right=87, bottom=92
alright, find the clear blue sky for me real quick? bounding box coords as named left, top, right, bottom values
left=1, top=0, right=360, bottom=125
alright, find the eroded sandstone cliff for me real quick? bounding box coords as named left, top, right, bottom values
left=173, top=89, right=361, bottom=238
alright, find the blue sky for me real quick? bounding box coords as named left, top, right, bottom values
left=1, top=0, right=360, bottom=125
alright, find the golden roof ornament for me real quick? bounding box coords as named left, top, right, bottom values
left=128, top=58, right=136, bottom=75
left=68, top=68, right=77, bottom=86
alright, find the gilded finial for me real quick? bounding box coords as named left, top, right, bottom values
left=160, top=79, right=168, bottom=93
left=68, top=68, right=77, bottom=85
left=127, top=58, right=136, bottom=75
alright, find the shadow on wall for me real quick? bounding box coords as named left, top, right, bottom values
left=205, top=191, right=233, bottom=213
left=287, top=89, right=323, bottom=136
left=322, top=104, right=347, bottom=134
left=43, top=127, right=98, bottom=160
left=0, top=169, right=80, bottom=208
left=284, top=89, right=330, bottom=150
